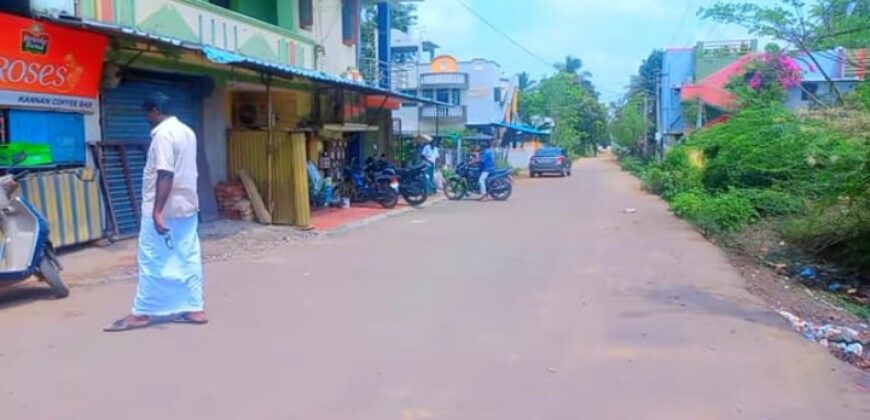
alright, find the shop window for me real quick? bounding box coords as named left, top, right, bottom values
left=221, top=0, right=278, bottom=26
left=435, top=89, right=451, bottom=104
left=802, top=82, right=819, bottom=101
left=299, top=0, right=313, bottom=29
left=6, top=109, right=86, bottom=166
left=421, top=89, right=434, bottom=100
left=342, top=0, right=360, bottom=46
left=400, top=89, right=417, bottom=107
left=450, top=89, right=462, bottom=105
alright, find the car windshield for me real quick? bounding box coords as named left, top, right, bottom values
left=535, top=148, right=563, bottom=157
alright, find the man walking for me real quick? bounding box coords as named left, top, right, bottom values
left=105, top=93, right=206, bottom=331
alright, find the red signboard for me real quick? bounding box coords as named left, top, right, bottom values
left=0, top=13, right=108, bottom=112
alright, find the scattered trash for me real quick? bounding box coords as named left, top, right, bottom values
left=827, top=282, right=843, bottom=292
left=623, top=208, right=637, bottom=214
left=845, top=343, right=864, bottom=356
left=777, top=310, right=869, bottom=366
left=800, top=267, right=817, bottom=279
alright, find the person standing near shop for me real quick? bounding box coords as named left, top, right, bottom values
left=420, top=136, right=440, bottom=194
left=105, top=92, right=206, bottom=332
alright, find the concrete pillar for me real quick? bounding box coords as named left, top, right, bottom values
left=377, top=2, right=392, bottom=89
left=290, top=132, right=312, bottom=229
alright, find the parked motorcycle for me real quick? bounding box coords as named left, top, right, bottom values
left=0, top=153, right=68, bottom=298
left=444, top=160, right=513, bottom=201
left=338, top=158, right=399, bottom=209
left=367, top=157, right=429, bottom=207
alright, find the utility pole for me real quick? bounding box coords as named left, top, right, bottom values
left=642, top=96, right=650, bottom=159
left=654, top=71, right=663, bottom=161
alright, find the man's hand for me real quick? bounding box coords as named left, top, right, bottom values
left=153, top=210, right=169, bottom=235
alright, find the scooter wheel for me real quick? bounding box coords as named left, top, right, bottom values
left=38, top=258, right=69, bottom=298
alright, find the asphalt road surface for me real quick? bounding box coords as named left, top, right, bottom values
left=1, top=157, right=868, bottom=419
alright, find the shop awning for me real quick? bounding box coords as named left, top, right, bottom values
left=200, top=47, right=443, bottom=106
left=42, top=15, right=447, bottom=107
left=492, top=122, right=551, bottom=136
left=322, top=123, right=379, bottom=133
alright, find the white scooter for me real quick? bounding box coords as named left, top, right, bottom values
left=0, top=153, right=68, bottom=298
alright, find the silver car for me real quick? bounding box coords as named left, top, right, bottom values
left=529, top=147, right=572, bottom=177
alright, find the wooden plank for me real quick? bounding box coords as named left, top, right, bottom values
left=237, top=169, right=272, bottom=225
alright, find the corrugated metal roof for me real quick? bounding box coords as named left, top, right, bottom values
left=43, top=15, right=448, bottom=106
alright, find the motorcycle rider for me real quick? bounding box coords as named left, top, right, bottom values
left=476, top=141, right=496, bottom=200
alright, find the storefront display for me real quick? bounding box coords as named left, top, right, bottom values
left=0, top=13, right=108, bottom=247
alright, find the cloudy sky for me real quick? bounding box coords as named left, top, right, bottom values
left=412, top=0, right=769, bottom=103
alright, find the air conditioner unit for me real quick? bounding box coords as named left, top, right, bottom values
left=234, top=101, right=270, bottom=128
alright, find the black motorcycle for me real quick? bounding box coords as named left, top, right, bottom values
left=444, top=161, right=513, bottom=201
left=337, top=158, right=399, bottom=209
left=367, top=157, right=429, bottom=207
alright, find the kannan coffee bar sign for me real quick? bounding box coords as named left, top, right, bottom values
left=0, top=13, right=107, bottom=113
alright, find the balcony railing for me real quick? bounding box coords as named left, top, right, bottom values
left=421, top=105, right=466, bottom=120
left=359, top=58, right=413, bottom=89
left=420, top=73, right=468, bottom=88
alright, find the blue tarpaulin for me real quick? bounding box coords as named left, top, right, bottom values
left=493, top=122, right=550, bottom=137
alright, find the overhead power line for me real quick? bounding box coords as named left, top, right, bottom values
left=451, top=0, right=554, bottom=69
left=668, top=0, right=697, bottom=47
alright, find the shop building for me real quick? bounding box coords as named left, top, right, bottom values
left=3, top=0, right=434, bottom=243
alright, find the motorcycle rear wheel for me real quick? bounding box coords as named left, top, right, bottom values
left=444, top=178, right=467, bottom=201
left=489, top=180, right=513, bottom=201
left=379, top=184, right=399, bottom=209
left=38, top=257, right=68, bottom=298
left=401, top=190, right=428, bottom=207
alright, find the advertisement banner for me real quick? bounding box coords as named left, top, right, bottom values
left=0, top=13, right=108, bottom=113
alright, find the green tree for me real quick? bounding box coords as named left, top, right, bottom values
left=609, top=94, right=648, bottom=154
left=522, top=72, right=607, bottom=156
left=555, top=56, right=593, bottom=80
left=518, top=72, right=536, bottom=91
left=637, top=50, right=664, bottom=97
left=360, top=2, right=418, bottom=83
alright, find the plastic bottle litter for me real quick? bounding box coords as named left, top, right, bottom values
left=827, top=282, right=843, bottom=292
left=845, top=343, right=864, bottom=356
left=800, top=267, right=817, bottom=279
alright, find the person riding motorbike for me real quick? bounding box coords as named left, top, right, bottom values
left=471, top=141, right=495, bottom=200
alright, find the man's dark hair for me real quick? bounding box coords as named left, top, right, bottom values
left=143, top=92, right=172, bottom=115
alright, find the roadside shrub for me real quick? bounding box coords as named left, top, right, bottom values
left=782, top=205, right=870, bottom=274
left=690, top=106, right=811, bottom=191
left=737, top=189, right=805, bottom=217
left=618, top=156, right=646, bottom=175
left=641, top=147, right=703, bottom=199
left=671, top=191, right=758, bottom=234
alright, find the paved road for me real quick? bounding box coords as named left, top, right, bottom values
left=1, top=158, right=868, bottom=419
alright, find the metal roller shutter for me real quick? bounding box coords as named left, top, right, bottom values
left=99, top=78, right=202, bottom=238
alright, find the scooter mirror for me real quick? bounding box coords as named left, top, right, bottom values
left=11, top=152, right=27, bottom=166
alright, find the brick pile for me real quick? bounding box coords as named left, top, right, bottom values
left=215, top=181, right=255, bottom=221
